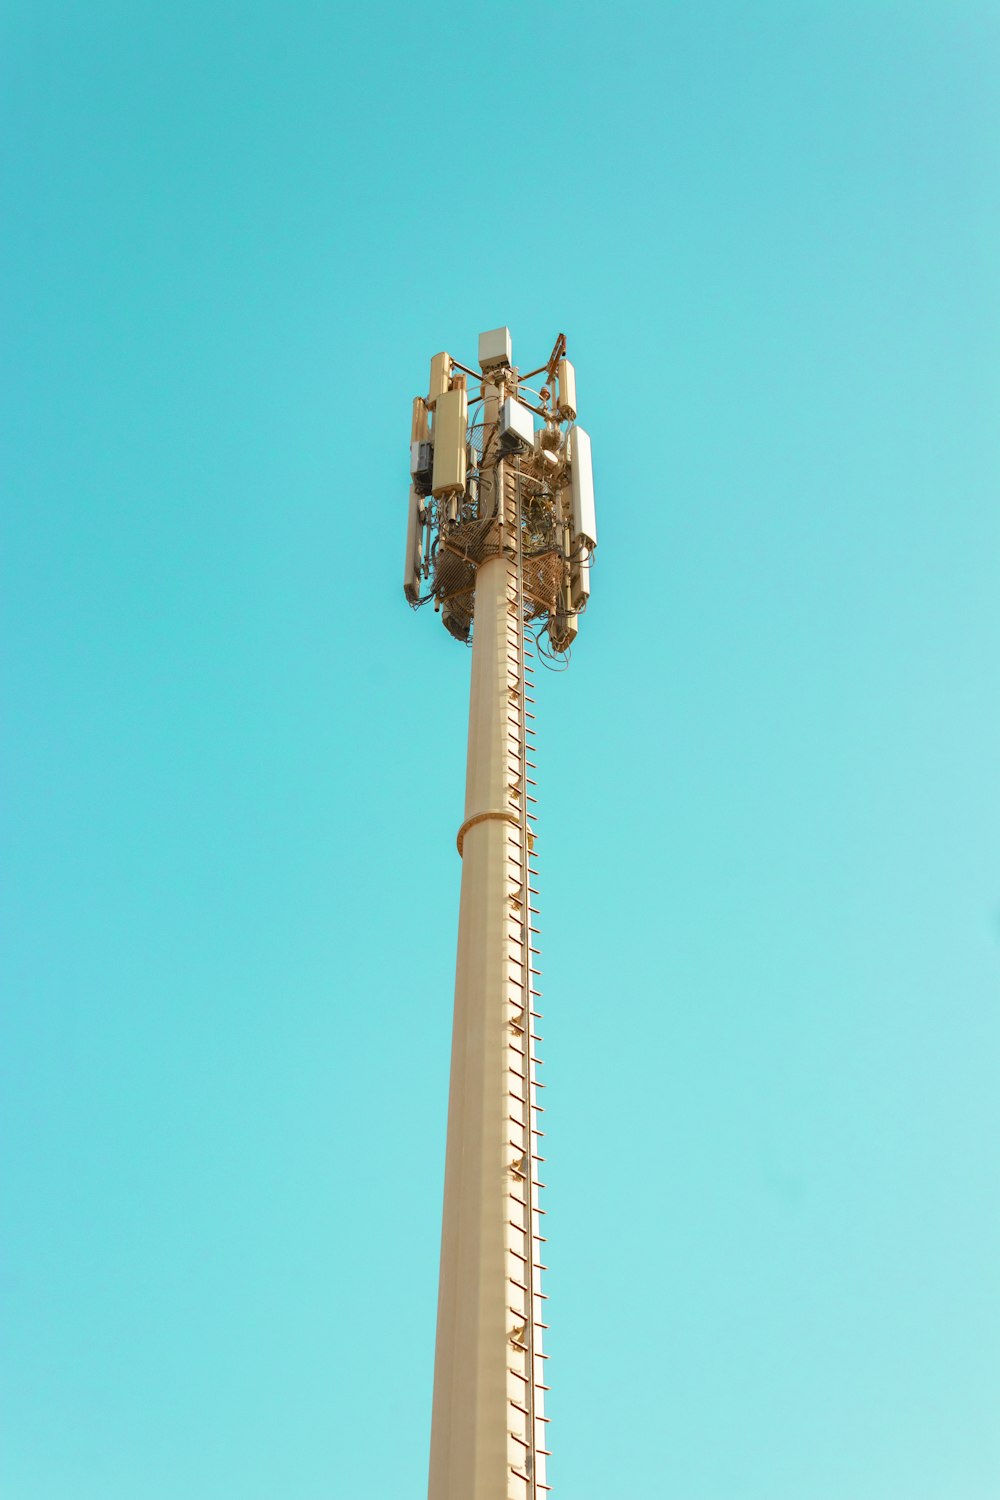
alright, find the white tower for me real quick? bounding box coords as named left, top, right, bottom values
left=405, top=330, right=597, bottom=1500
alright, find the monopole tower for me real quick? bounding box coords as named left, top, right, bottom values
left=404, top=328, right=597, bottom=1500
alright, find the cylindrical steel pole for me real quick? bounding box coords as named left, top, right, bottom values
left=428, top=548, right=517, bottom=1500
left=428, top=377, right=546, bottom=1500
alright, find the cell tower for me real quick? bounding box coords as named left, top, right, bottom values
left=404, top=327, right=597, bottom=1500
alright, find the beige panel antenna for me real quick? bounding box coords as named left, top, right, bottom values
left=429, top=351, right=453, bottom=408
left=431, top=388, right=468, bottom=497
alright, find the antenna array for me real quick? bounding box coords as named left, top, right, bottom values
left=405, top=328, right=597, bottom=656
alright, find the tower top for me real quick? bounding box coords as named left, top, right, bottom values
left=403, top=330, right=597, bottom=658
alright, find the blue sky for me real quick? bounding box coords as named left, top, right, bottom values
left=3, top=3, right=998, bottom=1497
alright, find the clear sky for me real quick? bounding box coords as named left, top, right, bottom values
left=3, top=3, right=998, bottom=1497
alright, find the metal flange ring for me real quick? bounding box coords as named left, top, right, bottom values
left=456, top=809, right=519, bottom=857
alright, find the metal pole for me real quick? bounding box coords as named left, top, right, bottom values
left=428, top=374, right=547, bottom=1500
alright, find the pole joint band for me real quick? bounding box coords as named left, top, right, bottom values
left=456, top=809, right=519, bottom=857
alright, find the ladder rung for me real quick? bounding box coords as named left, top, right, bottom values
left=507, top=1339, right=550, bottom=1365
left=509, top=1437, right=553, bottom=1458
left=507, top=1303, right=548, bottom=1322
left=509, top=1468, right=552, bottom=1492
left=509, top=1402, right=550, bottom=1421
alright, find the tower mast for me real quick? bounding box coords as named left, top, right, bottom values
left=405, top=328, right=597, bottom=1500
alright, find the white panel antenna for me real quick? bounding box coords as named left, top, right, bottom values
left=569, top=426, right=597, bottom=552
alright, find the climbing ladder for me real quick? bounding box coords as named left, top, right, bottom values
left=502, top=465, right=551, bottom=1498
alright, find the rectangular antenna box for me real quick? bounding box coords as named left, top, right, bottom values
left=569, top=427, right=597, bottom=550
left=404, top=487, right=423, bottom=603
left=410, top=440, right=433, bottom=477
left=410, top=441, right=433, bottom=496
left=431, top=388, right=468, bottom=496
left=557, top=358, right=577, bottom=420
left=499, top=397, right=534, bottom=450
left=428, top=352, right=452, bottom=408
left=478, top=326, right=512, bottom=370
